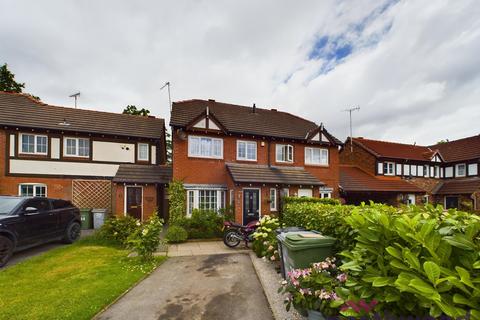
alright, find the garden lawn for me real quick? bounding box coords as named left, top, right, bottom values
left=0, top=237, right=166, bottom=320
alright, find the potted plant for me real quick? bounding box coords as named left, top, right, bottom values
left=279, top=257, right=347, bottom=320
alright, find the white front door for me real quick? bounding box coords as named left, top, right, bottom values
left=298, top=189, right=313, bottom=198
left=407, top=194, right=416, bottom=205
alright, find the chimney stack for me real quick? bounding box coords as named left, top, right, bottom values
left=252, top=103, right=256, bottom=113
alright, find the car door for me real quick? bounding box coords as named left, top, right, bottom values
left=20, top=198, right=56, bottom=243
left=51, top=199, right=74, bottom=236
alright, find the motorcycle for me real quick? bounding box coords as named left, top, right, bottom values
left=222, top=220, right=259, bottom=248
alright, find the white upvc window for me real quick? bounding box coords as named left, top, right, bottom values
left=424, top=165, right=430, bottom=178
left=138, top=143, right=149, bottom=161
left=20, top=133, right=48, bottom=155
left=411, top=165, right=417, bottom=176
left=305, top=147, right=328, bottom=165
left=383, top=162, right=395, bottom=175
left=468, top=163, right=478, bottom=176
left=19, top=183, right=47, bottom=197
left=417, top=165, right=423, bottom=177
left=282, top=188, right=290, bottom=197
left=276, top=144, right=293, bottom=163
left=186, top=189, right=226, bottom=217
left=188, top=136, right=223, bottom=159
left=237, top=140, right=257, bottom=161
left=269, top=188, right=277, bottom=211
left=319, top=187, right=333, bottom=199
left=403, top=164, right=410, bottom=176
left=445, top=166, right=453, bottom=178
left=64, top=137, right=90, bottom=157
left=229, top=189, right=234, bottom=206
left=456, top=163, right=466, bottom=177
left=434, top=166, right=440, bottom=178
left=396, top=164, right=402, bottom=176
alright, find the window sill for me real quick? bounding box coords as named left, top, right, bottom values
left=305, top=163, right=329, bottom=167
left=187, top=155, right=223, bottom=160
left=236, top=158, right=257, bottom=162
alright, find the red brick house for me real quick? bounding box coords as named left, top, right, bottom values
left=0, top=92, right=171, bottom=221
left=340, top=136, right=480, bottom=210
left=170, top=99, right=342, bottom=224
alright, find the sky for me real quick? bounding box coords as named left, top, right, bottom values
left=1, top=0, right=479, bottom=145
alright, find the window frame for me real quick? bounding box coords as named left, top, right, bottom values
left=236, top=140, right=257, bottom=161
left=269, top=188, right=277, bottom=211
left=137, top=143, right=150, bottom=161
left=18, top=183, right=47, bottom=197
left=275, top=144, right=294, bottom=163
left=456, top=163, right=466, bottom=177
left=383, top=162, right=395, bottom=176
left=187, top=135, right=223, bottom=159
left=185, top=188, right=226, bottom=217
left=468, top=163, right=478, bottom=176
left=304, top=147, right=328, bottom=166
left=63, top=137, right=90, bottom=158
left=19, top=133, right=48, bottom=155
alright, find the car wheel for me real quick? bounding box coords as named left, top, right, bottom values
left=63, top=222, right=81, bottom=244
left=0, top=236, right=14, bottom=268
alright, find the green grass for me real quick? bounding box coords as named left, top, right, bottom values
left=0, top=237, right=166, bottom=320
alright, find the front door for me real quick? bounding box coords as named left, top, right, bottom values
left=126, top=187, right=143, bottom=220
left=243, top=189, right=260, bottom=224
left=445, top=196, right=459, bottom=209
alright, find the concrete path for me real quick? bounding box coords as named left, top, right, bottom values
left=96, top=253, right=274, bottom=320
left=166, top=240, right=250, bottom=257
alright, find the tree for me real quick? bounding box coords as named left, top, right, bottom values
left=0, top=63, right=40, bottom=100
left=122, top=105, right=150, bottom=116
left=0, top=63, right=25, bottom=93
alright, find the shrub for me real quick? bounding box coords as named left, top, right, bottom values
left=252, top=216, right=281, bottom=261
left=126, top=214, right=163, bottom=261
left=339, top=204, right=480, bottom=319
left=165, top=225, right=188, bottom=243
left=178, top=209, right=225, bottom=239
left=283, top=197, right=341, bottom=206
left=168, top=180, right=186, bottom=225
left=96, top=215, right=138, bottom=246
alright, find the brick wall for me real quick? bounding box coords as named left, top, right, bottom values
left=339, top=140, right=377, bottom=175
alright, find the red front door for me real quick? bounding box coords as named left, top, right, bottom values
left=126, top=187, right=142, bottom=220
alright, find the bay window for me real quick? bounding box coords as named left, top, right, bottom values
left=188, top=136, right=223, bottom=159
left=276, top=144, right=293, bottom=163
left=20, top=134, right=48, bottom=155
left=319, top=187, right=333, bottom=199
left=186, top=188, right=226, bottom=216
left=305, top=147, right=328, bottom=165
left=237, top=141, right=257, bottom=161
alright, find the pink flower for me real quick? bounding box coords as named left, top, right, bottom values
left=336, top=273, right=348, bottom=282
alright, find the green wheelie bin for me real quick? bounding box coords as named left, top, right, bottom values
left=80, top=208, right=93, bottom=230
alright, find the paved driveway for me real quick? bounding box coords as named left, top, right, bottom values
left=96, top=253, right=274, bottom=320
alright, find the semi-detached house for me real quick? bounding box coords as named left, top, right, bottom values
left=170, top=99, right=342, bottom=224
left=0, top=92, right=171, bottom=221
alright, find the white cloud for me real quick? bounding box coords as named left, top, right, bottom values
left=0, top=0, right=479, bottom=145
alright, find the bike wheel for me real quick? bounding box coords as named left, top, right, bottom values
left=223, top=230, right=241, bottom=248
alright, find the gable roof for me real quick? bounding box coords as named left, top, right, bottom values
left=432, top=177, right=480, bottom=195
left=431, top=135, right=480, bottom=162
left=226, top=163, right=325, bottom=186
left=351, top=137, right=440, bottom=161
left=113, top=164, right=172, bottom=184
left=340, top=165, right=424, bottom=193
left=170, top=99, right=341, bottom=144
left=0, top=92, right=165, bottom=139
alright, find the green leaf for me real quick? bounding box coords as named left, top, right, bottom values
left=385, top=246, right=402, bottom=260
left=473, top=260, right=480, bottom=269
left=423, top=261, right=440, bottom=284
left=444, top=235, right=476, bottom=251
left=455, top=266, right=475, bottom=288
left=453, top=293, right=479, bottom=309
left=409, top=279, right=441, bottom=301
left=390, top=259, right=410, bottom=271
left=403, top=249, right=421, bottom=270
left=372, top=277, right=392, bottom=287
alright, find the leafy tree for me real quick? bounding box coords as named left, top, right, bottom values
left=122, top=105, right=150, bottom=116
left=436, top=139, right=449, bottom=144
left=0, top=63, right=40, bottom=100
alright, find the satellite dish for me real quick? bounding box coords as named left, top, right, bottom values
left=177, top=129, right=187, bottom=141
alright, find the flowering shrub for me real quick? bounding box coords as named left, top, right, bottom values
left=177, top=209, right=225, bottom=239
left=96, top=215, right=138, bottom=246
left=252, top=215, right=281, bottom=262
left=279, top=257, right=347, bottom=317
left=126, top=214, right=163, bottom=261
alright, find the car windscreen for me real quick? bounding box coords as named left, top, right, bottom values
left=0, top=198, right=24, bottom=215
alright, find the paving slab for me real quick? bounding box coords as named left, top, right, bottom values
left=95, top=253, right=274, bottom=320
left=165, top=240, right=249, bottom=257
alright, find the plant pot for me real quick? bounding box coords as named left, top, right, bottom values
left=307, top=309, right=326, bottom=320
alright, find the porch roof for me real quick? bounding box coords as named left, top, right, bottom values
left=226, top=163, right=325, bottom=186
left=432, top=177, right=480, bottom=195
left=340, top=165, right=424, bottom=193
left=113, top=164, right=172, bottom=184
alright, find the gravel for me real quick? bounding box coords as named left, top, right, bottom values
left=249, top=252, right=305, bottom=320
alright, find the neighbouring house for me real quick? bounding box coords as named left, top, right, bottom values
left=0, top=92, right=171, bottom=221
left=340, top=136, right=480, bottom=210
left=170, top=99, right=342, bottom=224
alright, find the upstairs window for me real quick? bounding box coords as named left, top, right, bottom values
left=138, top=143, right=149, bottom=161
left=188, top=136, right=223, bottom=159
left=20, top=134, right=48, bottom=155
left=468, top=163, right=478, bottom=176
left=276, top=144, right=293, bottom=163
left=237, top=141, right=257, bottom=161
left=456, top=163, right=466, bottom=177
left=305, top=147, right=328, bottom=165
left=64, top=138, right=90, bottom=157
left=383, top=162, right=395, bottom=175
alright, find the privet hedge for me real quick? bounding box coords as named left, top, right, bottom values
left=168, top=180, right=186, bottom=225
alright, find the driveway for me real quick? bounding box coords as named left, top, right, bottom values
left=96, top=253, right=274, bottom=320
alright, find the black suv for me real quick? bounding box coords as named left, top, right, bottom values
left=0, top=196, right=82, bottom=267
